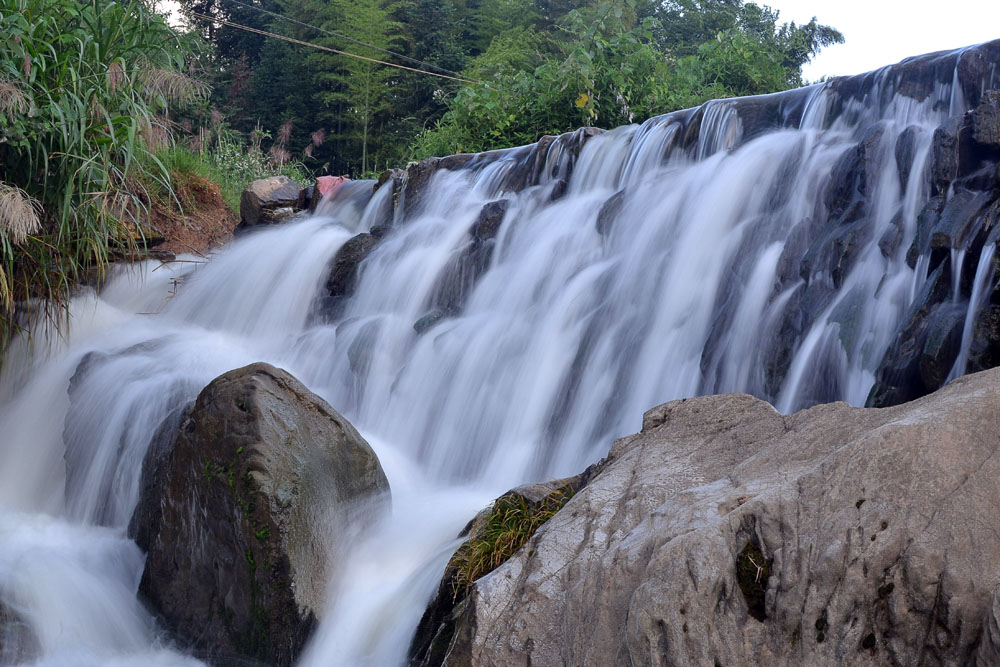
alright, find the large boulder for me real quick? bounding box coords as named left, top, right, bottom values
left=423, top=367, right=1000, bottom=666
left=240, top=176, right=304, bottom=226
left=131, top=362, right=390, bottom=666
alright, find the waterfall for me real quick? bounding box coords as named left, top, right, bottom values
left=1, top=40, right=999, bottom=667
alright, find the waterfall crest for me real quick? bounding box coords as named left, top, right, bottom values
left=1, top=39, right=1000, bottom=666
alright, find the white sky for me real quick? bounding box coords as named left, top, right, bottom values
left=765, top=0, right=1000, bottom=82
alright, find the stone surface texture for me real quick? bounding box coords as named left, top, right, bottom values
left=240, top=176, right=303, bottom=226
left=430, top=368, right=1000, bottom=667
left=131, top=362, right=389, bottom=666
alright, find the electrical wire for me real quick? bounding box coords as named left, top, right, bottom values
left=188, top=11, right=493, bottom=87
left=218, top=0, right=473, bottom=82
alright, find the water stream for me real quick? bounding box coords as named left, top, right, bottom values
left=1, top=42, right=999, bottom=666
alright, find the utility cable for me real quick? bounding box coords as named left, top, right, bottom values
left=217, top=0, right=474, bottom=83
left=189, top=11, right=494, bottom=87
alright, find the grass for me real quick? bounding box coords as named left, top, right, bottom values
left=449, top=485, right=574, bottom=597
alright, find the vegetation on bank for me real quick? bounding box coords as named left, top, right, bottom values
left=0, top=0, right=305, bottom=345
left=0, top=0, right=196, bottom=342
left=179, top=0, right=842, bottom=173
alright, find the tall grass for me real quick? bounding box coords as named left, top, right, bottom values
left=0, top=0, right=204, bottom=344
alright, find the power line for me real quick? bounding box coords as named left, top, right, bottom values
left=189, top=11, right=492, bottom=87
left=218, top=0, right=472, bottom=83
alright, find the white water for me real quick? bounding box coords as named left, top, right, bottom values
left=1, top=45, right=998, bottom=666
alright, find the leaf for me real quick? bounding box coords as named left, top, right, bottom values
left=574, top=92, right=589, bottom=108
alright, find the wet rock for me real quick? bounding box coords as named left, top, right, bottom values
left=0, top=604, right=35, bottom=664
left=413, top=309, right=449, bottom=334
left=596, top=190, right=625, bottom=236
left=906, top=195, right=947, bottom=268
left=867, top=264, right=950, bottom=407
left=930, top=114, right=979, bottom=195
left=894, top=125, right=922, bottom=193
left=930, top=188, right=991, bottom=250
left=424, top=368, right=1000, bottom=666
left=240, top=176, right=303, bottom=226
left=409, top=466, right=603, bottom=667
left=131, top=363, right=390, bottom=667
left=325, top=225, right=391, bottom=302
left=972, top=89, right=1000, bottom=149
left=472, top=199, right=510, bottom=242
left=918, top=302, right=967, bottom=388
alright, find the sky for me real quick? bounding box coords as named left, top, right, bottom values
left=765, top=0, right=1000, bottom=82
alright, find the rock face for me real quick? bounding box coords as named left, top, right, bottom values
left=422, top=367, right=1000, bottom=666
left=131, top=362, right=390, bottom=666
left=240, top=176, right=304, bottom=226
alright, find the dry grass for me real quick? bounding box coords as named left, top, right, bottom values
left=0, top=183, right=42, bottom=244
left=0, top=78, right=29, bottom=118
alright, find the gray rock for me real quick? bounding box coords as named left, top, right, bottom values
left=973, top=89, right=1000, bottom=149
left=131, top=362, right=389, bottom=666
left=429, top=368, right=1000, bottom=667
left=240, top=176, right=303, bottom=226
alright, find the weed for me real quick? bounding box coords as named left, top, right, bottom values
left=450, top=485, right=574, bottom=596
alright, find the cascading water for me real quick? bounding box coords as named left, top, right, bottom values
left=1, top=41, right=999, bottom=666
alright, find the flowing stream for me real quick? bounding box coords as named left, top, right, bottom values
left=1, top=43, right=999, bottom=666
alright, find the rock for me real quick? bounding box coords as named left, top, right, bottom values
left=413, top=309, right=449, bottom=335
left=131, top=362, right=390, bottom=667
left=894, top=125, right=922, bottom=193
left=930, top=114, right=979, bottom=195
left=972, top=89, right=1000, bottom=149
left=409, top=466, right=603, bottom=667
left=315, top=175, right=349, bottom=202
left=596, top=190, right=625, bottom=236
left=326, top=226, right=390, bottom=301
left=424, top=368, right=1000, bottom=666
left=240, top=176, right=303, bottom=226
left=471, top=199, right=510, bottom=242
left=0, top=603, right=34, bottom=664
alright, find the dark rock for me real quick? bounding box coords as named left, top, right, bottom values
left=918, top=302, right=967, bottom=388
left=326, top=226, right=390, bottom=301
left=549, top=178, right=568, bottom=202
left=240, top=176, right=303, bottom=226
left=907, top=195, right=947, bottom=268
left=930, top=114, right=979, bottom=195
left=972, top=89, right=1000, bottom=149
left=596, top=190, right=625, bottom=236
left=472, top=200, right=510, bottom=242
left=894, top=125, right=921, bottom=193
left=131, top=363, right=390, bottom=667
left=930, top=188, right=990, bottom=250
left=414, top=309, right=449, bottom=334
left=867, top=263, right=951, bottom=407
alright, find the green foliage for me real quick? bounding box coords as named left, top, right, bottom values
left=450, top=485, right=574, bottom=596
left=181, top=0, right=840, bottom=174
left=0, top=0, right=202, bottom=343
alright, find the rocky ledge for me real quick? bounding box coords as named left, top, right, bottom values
left=415, top=367, right=1000, bottom=666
